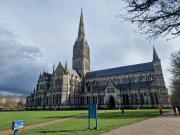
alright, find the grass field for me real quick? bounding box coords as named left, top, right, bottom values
left=21, top=109, right=170, bottom=135
left=0, top=110, right=86, bottom=131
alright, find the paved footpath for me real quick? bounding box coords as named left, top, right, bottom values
left=102, top=112, right=180, bottom=135
left=0, top=116, right=75, bottom=135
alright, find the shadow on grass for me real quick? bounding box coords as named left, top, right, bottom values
left=41, top=115, right=78, bottom=119
left=41, top=110, right=162, bottom=121
left=77, top=110, right=160, bottom=120
left=42, top=110, right=170, bottom=120
left=39, top=129, right=88, bottom=133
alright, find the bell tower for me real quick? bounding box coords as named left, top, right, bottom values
left=72, top=9, right=90, bottom=77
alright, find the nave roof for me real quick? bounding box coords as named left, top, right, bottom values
left=86, top=62, right=154, bottom=78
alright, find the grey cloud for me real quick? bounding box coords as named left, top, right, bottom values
left=0, top=0, right=178, bottom=93
left=0, top=27, right=44, bottom=94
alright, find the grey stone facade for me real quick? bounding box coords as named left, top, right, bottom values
left=26, top=10, right=169, bottom=110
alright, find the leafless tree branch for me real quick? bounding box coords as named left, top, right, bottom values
left=122, top=0, right=180, bottom=39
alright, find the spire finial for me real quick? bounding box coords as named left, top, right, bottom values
left=81, top=7, right=83, bottom=16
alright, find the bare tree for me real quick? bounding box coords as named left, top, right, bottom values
left=170, top=51, right=180, bottom=105
left=122, top=0, right=180, bottom=39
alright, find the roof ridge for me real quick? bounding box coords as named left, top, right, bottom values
left=89, top=62, right=153, bottom=73
left=86, top=62, right=154, bottom=78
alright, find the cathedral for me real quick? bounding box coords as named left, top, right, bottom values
left=26, top=10, right=169, bottom=110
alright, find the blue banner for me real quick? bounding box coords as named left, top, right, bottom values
left=12, top=120, right=25, bottom=130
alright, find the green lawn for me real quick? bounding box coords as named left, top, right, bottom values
left=22, top=109, right=170, bottom=135
left=0, top=110, right=86, bottom=131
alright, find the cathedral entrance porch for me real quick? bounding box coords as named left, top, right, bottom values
left=108, top=96, right=116, bottom=109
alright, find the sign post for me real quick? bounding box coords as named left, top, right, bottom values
left=88, top=104, right=99, bottom=129
left=12, top=120, right=25, bottom=135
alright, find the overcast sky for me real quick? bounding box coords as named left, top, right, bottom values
left=0, top=0, right=179, bottom=94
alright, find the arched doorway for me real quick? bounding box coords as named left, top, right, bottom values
left=109, top=96, right=115, bottom=109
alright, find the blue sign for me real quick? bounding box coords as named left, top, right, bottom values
left=88, top=104, right=97, bottom=119
left=12, top=120, right=25, bottom=130
left=88, top=104, right=98, bottom=129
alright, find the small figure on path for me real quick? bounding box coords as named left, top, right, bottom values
left=158, top=104, right=163, bottom=116
left=121, top=106, right=124, bottom=115
left=176, top=105, right=180, bottom=115
left=172, top=105, right=177, bottom=115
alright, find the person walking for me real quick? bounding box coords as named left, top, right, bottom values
left=172, top=105, right=177, bottom=115
left=158, top=104, right=163, bottom=116
left=121, top=106, right=124, bottom=115
left=176, top=105, right=180, bottom=115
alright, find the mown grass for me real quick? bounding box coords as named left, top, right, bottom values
left=22, top=109, right=170, bottom=135
left=0, top=110, right=86, bottom=131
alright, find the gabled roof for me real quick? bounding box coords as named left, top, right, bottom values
left=86, top=62, right=154, bottom=78
left=54, top=62, right=64, bottom=75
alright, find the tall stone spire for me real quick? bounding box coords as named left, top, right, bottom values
left=72, top=9, right=90, bottom=77
left=77, top=8, right=85, bottom=39
left=153, top=46, right=159, bottom=61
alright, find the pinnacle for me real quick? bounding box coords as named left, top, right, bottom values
left=153, top=46, right=159, bottom=61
